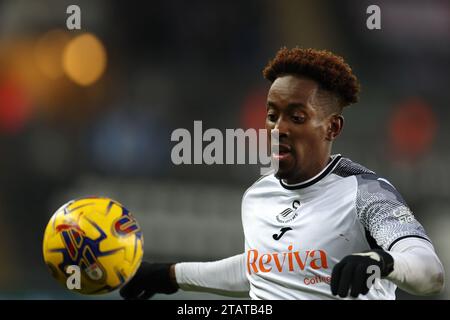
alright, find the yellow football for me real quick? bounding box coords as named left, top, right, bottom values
left=42, top=197, right=144, bottom=294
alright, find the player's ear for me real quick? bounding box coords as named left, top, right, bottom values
left=326, top=114, right=344, bottom=141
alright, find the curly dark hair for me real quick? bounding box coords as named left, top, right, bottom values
left=263, top=47, right=360, bottom=107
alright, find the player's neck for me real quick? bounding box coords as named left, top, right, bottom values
left=284, top=155, right=332, bottom=185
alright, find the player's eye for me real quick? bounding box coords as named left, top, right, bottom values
left=267, top=113, right=277, bottom=122
left=291, top=115, right=306, bottom=123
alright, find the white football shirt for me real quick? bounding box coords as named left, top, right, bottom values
left=241, top=154, right=431, bottom=300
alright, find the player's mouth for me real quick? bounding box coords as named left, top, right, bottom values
left=272, top=144, right=293, bottom=161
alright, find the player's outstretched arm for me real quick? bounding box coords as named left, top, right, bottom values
left=174, top=253, right=249, bottom=297
left=120, top=253, right=249, bottom=299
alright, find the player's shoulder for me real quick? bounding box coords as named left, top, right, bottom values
left=333, top=157, right=388, bottom=185
left=333, top=157, right=405, bottom=204
left=332, top=156, right=375, bottom=178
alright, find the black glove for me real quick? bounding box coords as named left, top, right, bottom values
left=119, top=262, right=179, bottom=300
left=330, top=249, right=394, bottom=298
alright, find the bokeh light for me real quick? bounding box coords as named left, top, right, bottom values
left=240, top=87, right=268, bottom=130
left=388, top=97, right=437, bottom=161
left=62, top=33, right=107, bottom=86
left=34, top=29, right=70, bottom=80
left=0, top=77, right=31, bottom=134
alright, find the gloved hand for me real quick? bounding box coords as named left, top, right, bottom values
left=120, top=261, right=179, bottom=300
left=330, top=249, right=394, bottom=298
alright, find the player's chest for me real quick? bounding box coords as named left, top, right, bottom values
left=242, top=180, right=362, bottom=255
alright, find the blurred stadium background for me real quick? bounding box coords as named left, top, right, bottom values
left=0, top=0, right=449, bottom=299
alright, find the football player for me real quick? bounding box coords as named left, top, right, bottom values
left=120, top=48, right=444, bottom=300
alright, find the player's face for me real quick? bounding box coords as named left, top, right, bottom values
left=266, top=75, right=334, bottom=184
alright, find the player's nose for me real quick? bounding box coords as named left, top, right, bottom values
left=274, top=115, right=290, bottom=137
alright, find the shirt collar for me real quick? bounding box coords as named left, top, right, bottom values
left=279, top=154, right=342, bottom=190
